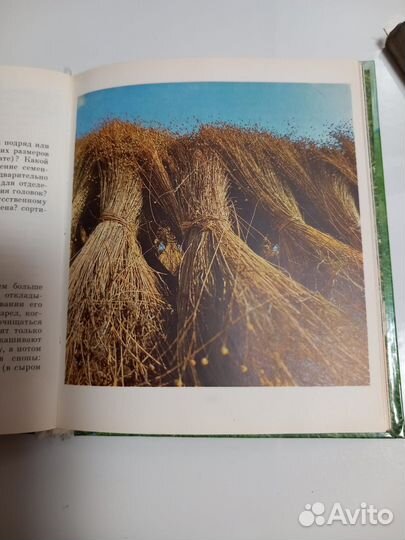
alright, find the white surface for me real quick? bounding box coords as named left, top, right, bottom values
left=0, top=1, right=405, bottom=539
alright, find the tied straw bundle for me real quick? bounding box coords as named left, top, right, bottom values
left=200, top=126, right=365, bottom=311
left=168, top=138, right=369, bottom=387
left=70, top=134, right=100, bottom=257
left=230, top=128, right=361, bottom=250
left=66, top=121, right=172, bottom=386
left=293, top=137, right=362, bottom=250
left=314, top=130, right=358, bottom=188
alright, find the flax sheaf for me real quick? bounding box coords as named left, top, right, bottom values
left=65, top=121, right=172, bottom=386
left=167, top=138, right=369, bottom=387
left=200, top=126, right=365, bottom=312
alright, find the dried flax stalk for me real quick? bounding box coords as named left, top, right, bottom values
left=66, top=122, right=171, bottom=386
left=200, top=126, right=365, bottom=311
left=293, top=138, right=361, bottom=249
left=170, top=140, right=369, bottom=387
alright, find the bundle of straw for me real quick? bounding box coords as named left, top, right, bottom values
left=200, top=126, right=365, bottom=310
left=70, top=134, right=100, bottom=257
left=316, top=131, right=358, bottom=187
left=245, top=130, right=361, bottom=249
left=65, top=121, right=172, bottom=386
left=293, top=138, right=361, bottom=249
left=169, top=138, right=369, bottom=387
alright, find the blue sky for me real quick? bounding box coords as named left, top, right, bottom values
left=76, top=82, right=353, bottom=143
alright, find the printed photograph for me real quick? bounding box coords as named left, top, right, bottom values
left=65, top=81, right=369, bottom=387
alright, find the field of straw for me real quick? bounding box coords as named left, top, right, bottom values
left=65, top=120, right=369, bottom=387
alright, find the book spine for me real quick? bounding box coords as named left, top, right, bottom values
left=361, top=60, right=404, bottom=438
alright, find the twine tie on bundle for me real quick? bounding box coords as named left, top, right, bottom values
left=100, top=212, right=136, bottom=233
left=181, top=215, right=227, bottom=234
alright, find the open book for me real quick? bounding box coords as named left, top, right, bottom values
left=0, top=59, right=402, bottom=437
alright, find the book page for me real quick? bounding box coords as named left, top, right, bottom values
left=0, top=67, right=74, bottom=434
left=59, top=59, right=390, bottom=435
